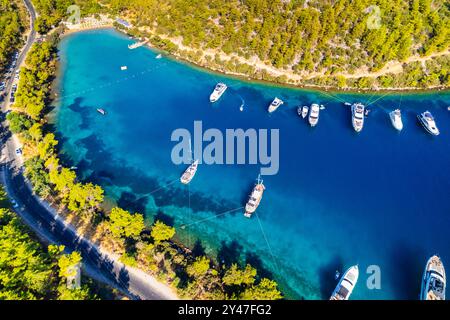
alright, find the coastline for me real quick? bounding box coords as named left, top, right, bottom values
left=59, top=24, right=450, bottom=95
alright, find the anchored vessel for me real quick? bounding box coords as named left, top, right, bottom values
left=180, top=160, right=199, bottom=185
left=330, top=265, right=359, bottom=300
left=96, top=108, right=106, bottom=115
left=268, top=97, right=284, bottom=113
left=210, top=83, right=227, bottom=103
left=301, top=106, right=309, bottom=119
left=418, top=111, right=440, bottom=136
left=351, top=103, right=365, bottom=132
left=308, top=103, right=320, bottom=127
left=420, top=255, right=446, bottom=300
left=389, top=109, right=403, bottom=131
left=244, top=175, right=265, bottom=218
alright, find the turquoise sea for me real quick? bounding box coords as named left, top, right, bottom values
left=54, top=29, right=450, bottom=300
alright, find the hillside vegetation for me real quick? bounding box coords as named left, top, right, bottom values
left=100, top=0, right=450, bottom=89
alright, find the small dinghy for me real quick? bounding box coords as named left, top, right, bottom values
left=97, top=108, right=106, bottom=115
left=120, top=66, right=127, bottom=71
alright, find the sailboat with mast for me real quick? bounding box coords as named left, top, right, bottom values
left=180, top=140, right=199, bottom=185
left=244, top=174, right=265, bottom=218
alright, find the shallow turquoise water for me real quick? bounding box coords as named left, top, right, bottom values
left=54, top=29, right=450, bottom=300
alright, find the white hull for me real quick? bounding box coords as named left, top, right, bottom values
left=301, top=106, right=309, bottom=119
left=244, top=176, right=265, bottom=218
left=268, top=97, right=284, bottom=113
left=351, top=103, right=365, bottom=132
left=210, top=83, right=227, bottom=103
left=420, top=255, right=446, bottom=300
left=389, top=110, right=403, bottom=131
left=330, top=265, right=359, bottom=300
left=180, top=160, right=199, bottom=184
left=308, top=104, right=320, bottom=127
left=418, top=111, right=440, bottom=136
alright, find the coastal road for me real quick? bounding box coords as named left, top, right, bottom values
left=0, top=0, right=177, bottom=300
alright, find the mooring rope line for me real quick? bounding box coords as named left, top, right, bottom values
left=255, top=211, right=280, bottom=273
left=181, top=206, right=245, bottom=229
left=146, top=178, right=179, bottom=195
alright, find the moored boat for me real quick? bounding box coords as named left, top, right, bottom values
left=268, top=97, right=284, bottom=113
left=180, top=160, right=199, bottom=185
left=97, top=108, right=106, bottom=115
left=297, top=106, right=302, bottom=117
left=389, top=109, right=403, bottom=131
left=210, top=83, right=227, bottom=103
left=420, top=255, right=446, bottom=300
left=418, top=111, right=440, bottom=136
left=308, top=103, right=320, bottom=127
left=351, top=103, right=365, bottom=132
left=301, top=106, right=309, bottom=119
left=330, top=265, right=359, bottom=300
left=244, top=175, right=265, bottom=218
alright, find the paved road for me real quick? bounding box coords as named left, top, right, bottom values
left=0, top=0, right=177, bottom=300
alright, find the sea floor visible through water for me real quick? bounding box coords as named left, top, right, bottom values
left=53, top=28, right=450, bottom=300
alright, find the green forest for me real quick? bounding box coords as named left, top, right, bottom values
left=98, top=0, right=450, bottom=89
left=0, top=187, right=98, bottom=299
left=0, top=0, right=25, bottom=73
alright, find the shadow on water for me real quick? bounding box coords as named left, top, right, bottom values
left=388, top=243, right=424, bottom=300
left=153, top=209, right=175, bottom=227
left=191, top=239, right=206, bottom=258
left=217, top=240, right=244, bottom=267
left=117, top=191, right=149, bottom=215
left=318, top=255, right=343, bottom=299
left=245, top=251, right=273, bottom=280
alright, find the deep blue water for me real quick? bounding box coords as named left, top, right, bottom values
left=54, top=29, right=450, bottom=300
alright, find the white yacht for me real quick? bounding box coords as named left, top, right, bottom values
left=389, top=109, right=403, bottom=131
left=209, top=83, right=227, bottom=103
left=244, top=175, right=265, bottom=218
left=308, top=104, right=320, bottom=127
left=351, top=103, right=365, bottom=132
left=301, top=106, right=309, bottom=119
left=418, top=111, right=440, bottom=136
left=180, top=160, right=199, bottom=185
left=268, top=97, right=284, bottom=113
left=420, top=255, right=446, bottom=300
left=330, top=265, right=359, bottom=300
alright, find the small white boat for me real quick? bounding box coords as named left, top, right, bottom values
left=268, top=97, right=284, bottom=113
left=156, top=54, right=162, bottom=59
left=180, top=160, right=199, bottom=185
left=418, top=111, right=440, bottom=136
left=301, top=106, right=309, bottom=119
left=210, top=83, right=227, bottom=103
left=244, top=175, right=265, bottom=218
left=389, top=109, right=403, bottom=131
left=120, top=66, right=127, bottom=71
left=330, top=265, right=359, bottom=300
left=308, top=104, right=320, bottom=127
left=320, top=105, right=326, bottom=110
left=96, top=108, right=106, bottom=115
left=344, top=102, right=352, bottom=106
left=351, top=103, right=365, bottom=132
left=420, top=255, right=446, bottom=300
